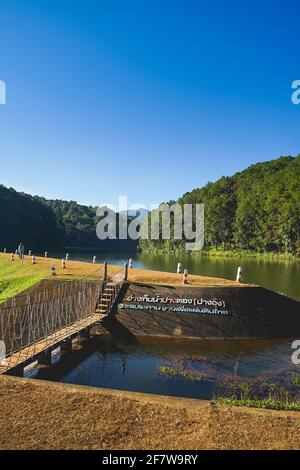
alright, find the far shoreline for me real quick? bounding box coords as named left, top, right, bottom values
left=139, top=248, right=300, bottom=261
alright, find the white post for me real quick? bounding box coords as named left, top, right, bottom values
left=15, top=249, right=18, bottom=255
left=183, top=269, right=188, bottom=284
left=92, top=256, right=96, bottom=264
left=51, top=264, right=56, bottom=276
left=28, top=250, right=31, bottom=256
left=3, top=248, right=6, bottom=253
left=62, top=258, right=66, bottom=269
left=124, top=262, right=128, bottom=281
left=45, top=251, right=48, bottom=258
left=32, top=256, right=36, bottom=264
left=11, top=253, right=14, bottom=261
left=236, top=266, right=242, bottom=283
left=103, top=261, right=107, bottom=280
left=128, top=258, right=133, bottom=268
left=66, top=253, right=69, bottom=260
left=177, top=262, right=181, bottom=274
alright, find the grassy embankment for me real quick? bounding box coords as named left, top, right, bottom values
left=1, top=375, right=300, bottom=450
left=214, top=398, right=300, bottom=412
left=0, top=253, right=106, bottom=301
left=0, top=252, right=242, bottom=302
left=140, top=246, right=299, bottom=260
left=215, top=373, right=300, bottom=411
left=159, top=364, right=300, bottom=412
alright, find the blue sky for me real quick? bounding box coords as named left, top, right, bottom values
left=0, top=0, right=299, bottom=208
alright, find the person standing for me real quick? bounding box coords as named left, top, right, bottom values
left=18, top=242, right=25, bottom=260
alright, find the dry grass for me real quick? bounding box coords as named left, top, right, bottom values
left=0, top=252, right=108, bottom=280
left=0, top=375, right=299, bottom=450
left=0, top=252, right=245, bottom=301
left=128, top=267, right=245, bottom=287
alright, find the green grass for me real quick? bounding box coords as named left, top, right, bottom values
left=0, top=258, right=47, bottom=301
left=290, top=373, right=300, bottom=388
left=212, top=378, right=300, bottom=412
left=158, top=365, right=209, bottom=382
left=0, top=274, right=45, bottom=301
left=214, top=397, right=300, bottom=412
left=199, top=248, right=297, bottom=260
left=0, top=253, right=108, bottom=301
left=140, top=245, right=299, bottom=260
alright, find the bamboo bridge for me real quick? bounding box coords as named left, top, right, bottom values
left=0, top=263, right=127, bottom=376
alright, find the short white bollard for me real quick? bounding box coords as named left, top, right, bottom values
left=183, top=269, right=188, bottom=284
left=3, top=248, right=6, bottom=253
left=28, top=250, right=31, bottom=256
left=62, top=258, right=66, bottom=269
left=32, top=256, right=36, bottom=264
left=15, top=249, right=18, bottom=255
left=236, top=266, right=242, bottom=283
left=66, top=253, right=69, bottom=260
left=128, top=258, right=133, bottom=269
left=11, top=253, right=14, bottom=261
left=177, top=262, right=182, bottom=274
left=51, top=264, right=56, bottom=276
left=92, top=256, right=96, bottom=264
left=45, top=251, right=48, bottom=258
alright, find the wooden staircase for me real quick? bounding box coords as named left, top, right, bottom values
left=95, top=281, right=122, bottom=316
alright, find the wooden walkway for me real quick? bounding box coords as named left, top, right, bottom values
left=0, top=311, right=107, bottom=374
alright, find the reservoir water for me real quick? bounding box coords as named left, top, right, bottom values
left=35, top=251, right=300, bottom=400
left=35, top=336, right=300, bottom=401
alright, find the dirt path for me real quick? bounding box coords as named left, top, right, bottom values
left=0, top=376, right=299, bottom=450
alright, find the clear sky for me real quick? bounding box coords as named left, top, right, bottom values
left=0, top=0, right=299, bottom=208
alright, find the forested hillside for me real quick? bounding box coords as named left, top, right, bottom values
left=139, top=156, right=300, bottom=256
left=39, top=198, right=138, bottom=251
left=36, top=197, right=98, bottom=248
left=0, top=186, right=64, bottom=251
left=1, top=155, right=299, bottom=255
left=0, top=188, right=137, bottom=252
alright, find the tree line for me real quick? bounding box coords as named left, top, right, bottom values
left=0, top=187, right=137, bottom=252
left=139, top=155, right=300, bottom=256
left=1, top=155, right=299, bottom=256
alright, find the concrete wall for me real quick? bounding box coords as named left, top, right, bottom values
left=103, top=282, right=300, bottom=340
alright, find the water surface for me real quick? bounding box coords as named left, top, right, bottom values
left=36, top=336, right=300, bottom=401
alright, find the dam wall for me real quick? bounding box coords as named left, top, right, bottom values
left=104, top=282, right=300, bottom=340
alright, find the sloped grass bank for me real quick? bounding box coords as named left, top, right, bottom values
left=0, top=274, right=45, bottom=302
left=0, top=253, right=106, bottom=302
left=215, top=398, right=300, bottom=412
left=0, top=258, right=47, bottom=301
left=213, top=374, right=300, bottom=411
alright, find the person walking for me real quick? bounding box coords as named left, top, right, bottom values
left=18, top=242, right=25, bottom=260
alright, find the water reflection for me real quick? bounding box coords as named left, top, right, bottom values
left=36, top=336, right=300, bottom=401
